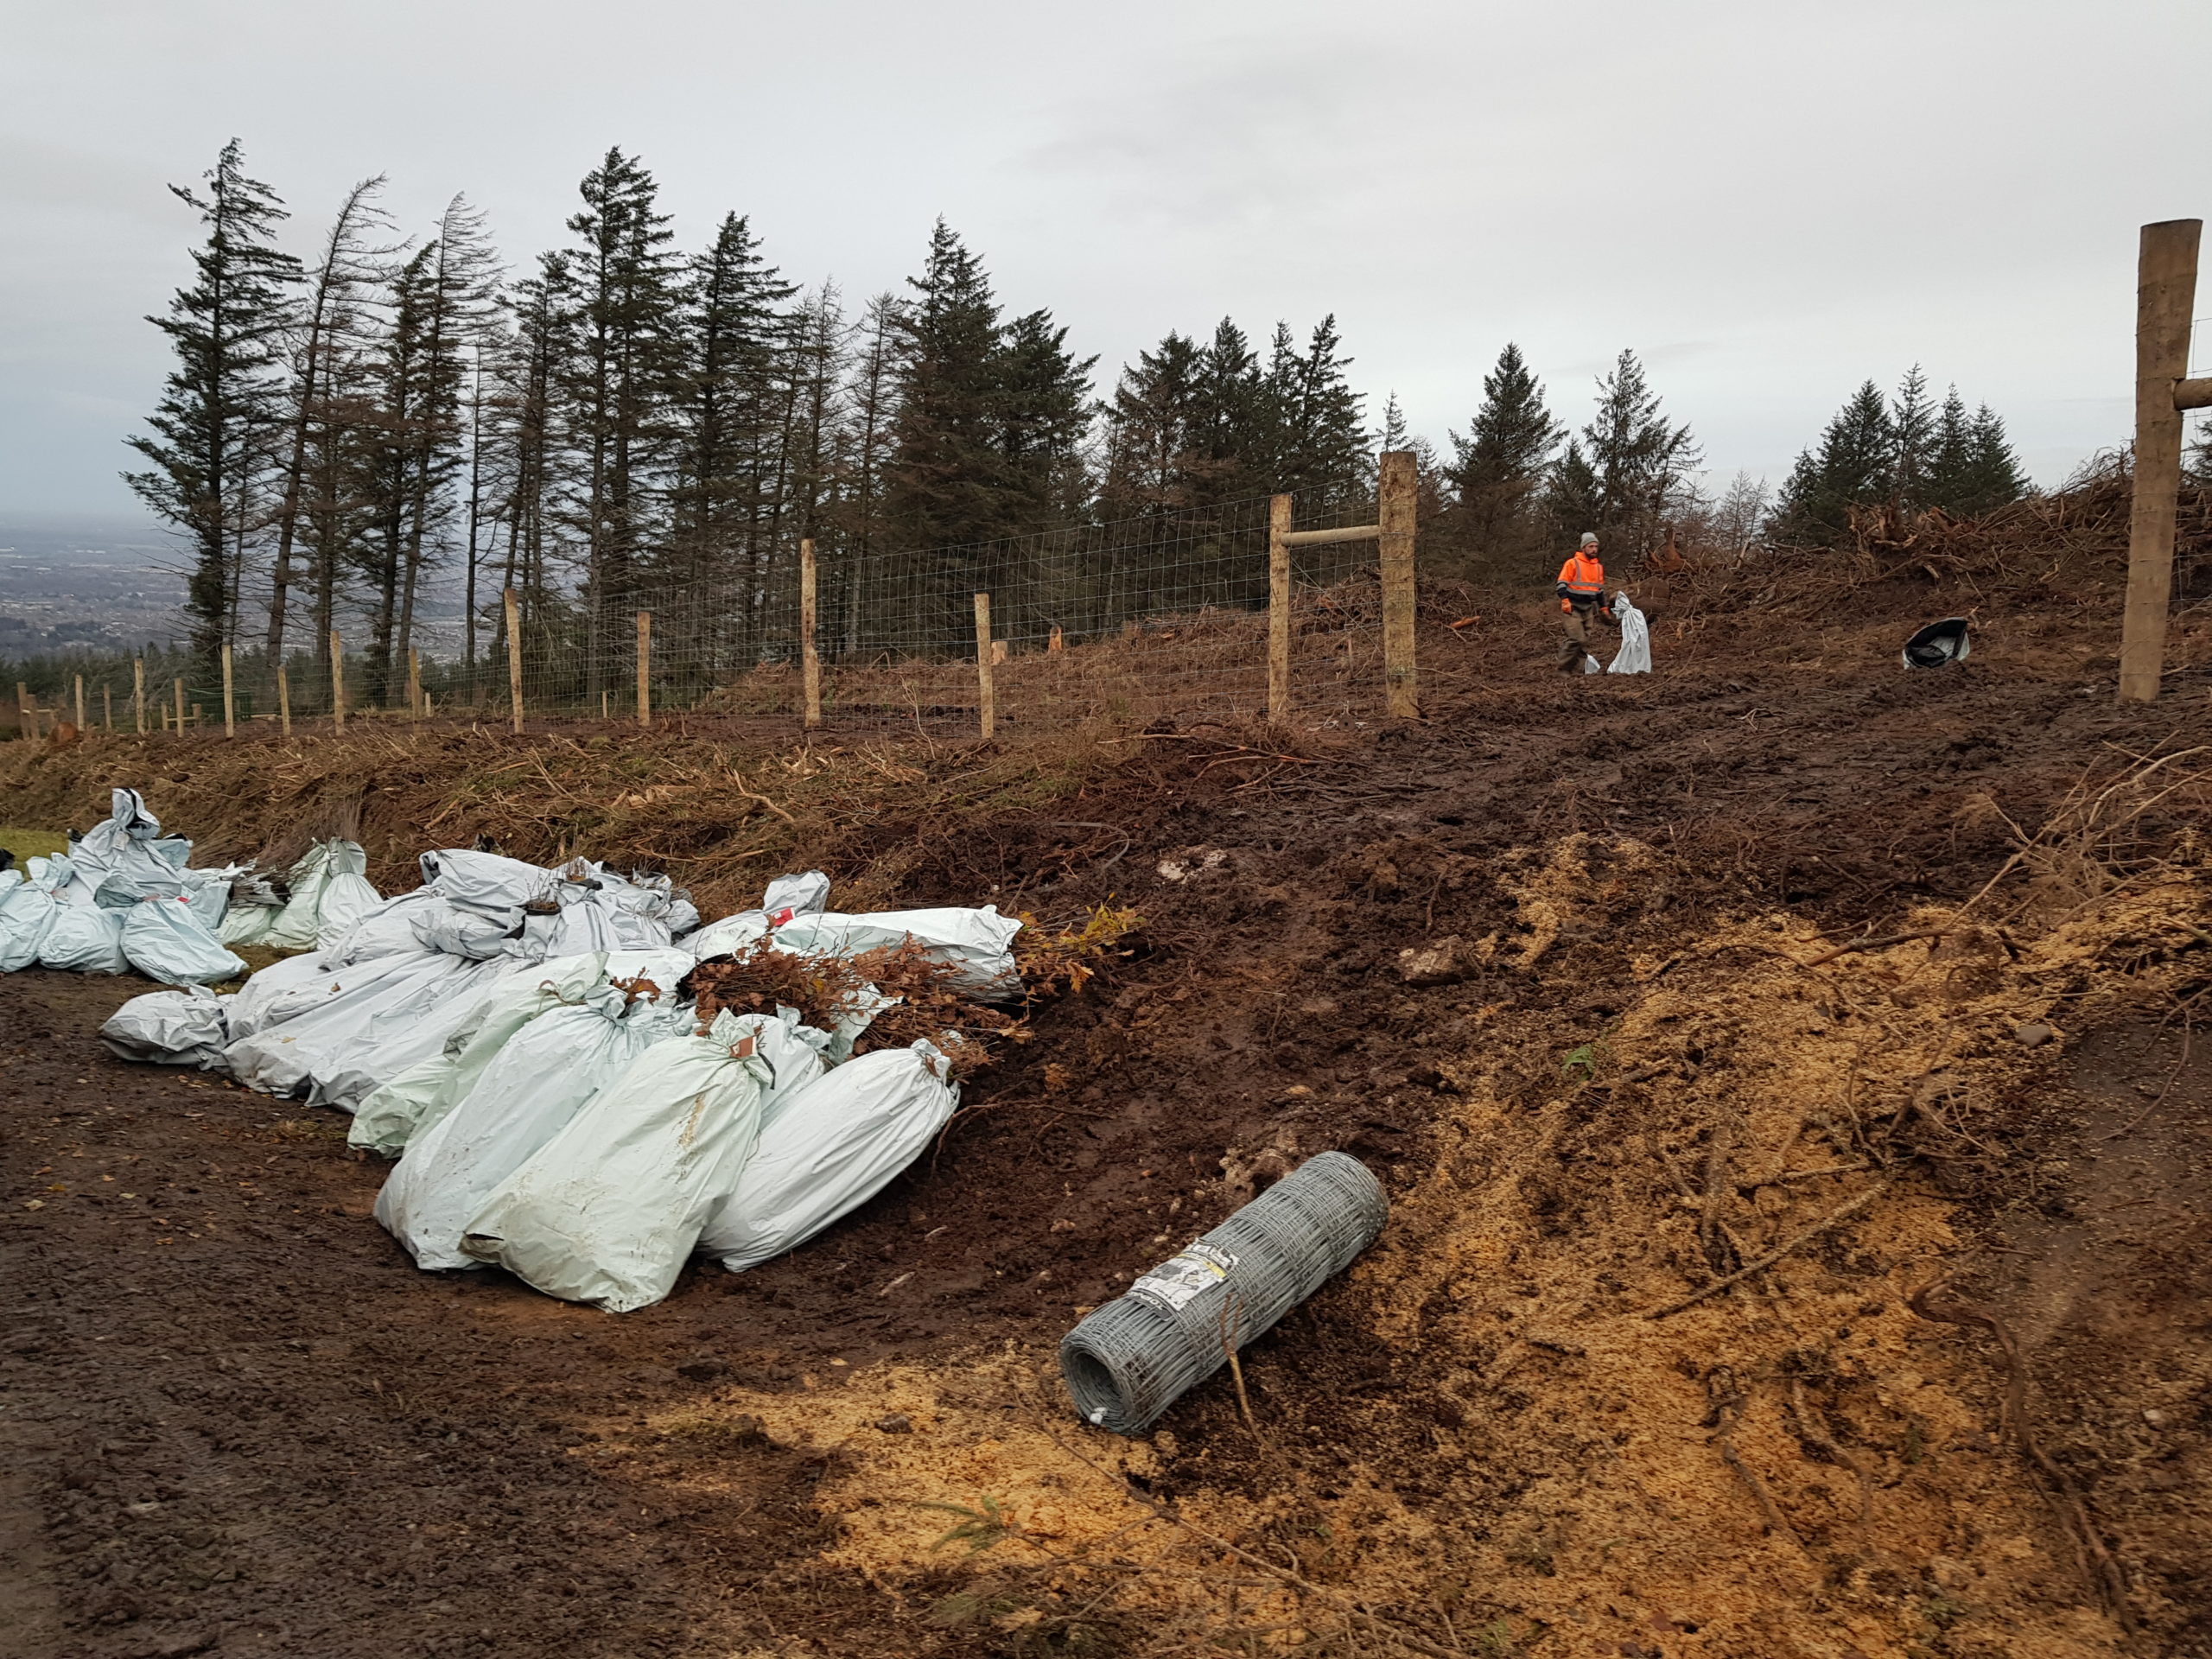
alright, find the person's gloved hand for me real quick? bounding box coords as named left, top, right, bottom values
left=1599, top=607, right=1616, bottom=625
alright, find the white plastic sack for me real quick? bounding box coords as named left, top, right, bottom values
left=223, top=948, right=352, bottom=1041
left=461, top=1009, right=777, bottom=1311
left=313, top=842, right=382, bottom=947
left=71, top=789, right=186, bottom=893
left=702, top=1039, right=959, bottom=1272
left=100, top=986, right=230, bottom=1068
left=422, top=848, right=549, bottom=913
left=224, top=949, right=508, bottom=1109
left=114, top=887, right=248, bottom=985
left=689, top=869, right=833, bottom=960
left=346, top=947, right=694, bottom=1158
left=321, top=889, right=450, bottom=966
left=408, top=902, right=519, bottom=961
left=372, top=977, right=690, bottom=1270
left=217, top=900, right=275, bottom=947
left=0, top=866, right=58, bottom=971
left=764, top=870, right=831, bottom=921
left=262, top=842, right=335, bottom=951
left=689, top=910, right=771, bottom=960
left=772, top=906, right=1025, bottom=999
left=38, top=867, right=129, bottom=975
left=1607, top=593, right=1651, bottom=676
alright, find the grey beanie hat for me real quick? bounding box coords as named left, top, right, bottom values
left=1580, top=532, right=1599, bottom=547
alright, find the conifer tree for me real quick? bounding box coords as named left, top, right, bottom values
left=124, top=139, right=303, bottom=676
left=1927, top=386, right=1973, bottom=511
left=1890, top=365, right=1936, bottom=511
left=996, top=308, right=1096, bottom=531
left=1771, top=380, right=1893, bottom=544
left=560, top=148, right=683, bottom=686
left=1186, top=319, right=1265, bottom=505
left=1557, top=349, right=1700, bottom=556
left=1100, top=331, right=1204, bottom=518
left=1446, top=341, right=1562, bottom=575
left=884, top=219, right=1010, bottom=556
left=1952, top=404, right=2029, bottom=514
left=1263, top=315, right=1369, bottom=511
left=264, top=175, right=396, bottom=663
left=666, top=212, right=798, bottom=595
left=493, top=253, right=575, bottom=646
left=1547, top=440, right=1603, bottom=546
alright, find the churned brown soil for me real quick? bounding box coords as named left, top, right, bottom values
left=3, top=571, right=2209, bottom=1657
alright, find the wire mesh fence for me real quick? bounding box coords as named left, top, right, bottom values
left=16, top=487, right=1411, bottom=741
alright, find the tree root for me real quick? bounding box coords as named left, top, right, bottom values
left=1909, top=1281, right=2133, bottom=1632
left=1645, top=1186, right=1885, bottom=1319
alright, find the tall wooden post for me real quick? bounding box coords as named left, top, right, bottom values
left=504, top=587, right=524, bottom=734
left=102, top=683, right=112, bottom=732
left=2120, top=219, right=2204, bottom=702
left=1377, top=450, right=1420, bottom=719
left=173, top=677, right=186, bottom=734
left=133, top=658, right=146, bottom=734
left=1267, top=493, right=1294, bottom=722
left=14, top=683, right=29, bottom=741
left=798, top=538, right=822, bottom=730
left=276, top=664, right=291, bottom=736
left=407, top=648, right=423, bottom=721
left=73, top=674, right=86, bottom=731
left=329, top=631, right=346, bottom=731
left=220, top=645, right=235, bottom=736
left=635, top=610, right=652, bottom=728
left=973, top=592, right=996, bottom=740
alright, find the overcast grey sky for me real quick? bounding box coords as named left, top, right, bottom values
left=3, top=0, right=2206, bottom=519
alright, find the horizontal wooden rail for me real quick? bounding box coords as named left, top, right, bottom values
left=1279, top=523, right=1381, bottom=548
left=2176, top=376, right=2212, bottom=411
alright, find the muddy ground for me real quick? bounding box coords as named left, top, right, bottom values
left=3, top=593, right=2209, bottom=1658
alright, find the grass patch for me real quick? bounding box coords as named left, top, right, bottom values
left=0, top=825, right=67, bottom=865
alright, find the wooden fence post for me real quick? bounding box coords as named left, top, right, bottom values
left=2120, top=218, right=2205, bottom=702
left=173, top=677, right=186, bottom=734
left=1268, top=493, right=1294, bottom=722
left=799, top=538, right=822, bottom=730
left=635, top=610, right=652, bottom=729
left=974, top=592, right=996, bottom=740
left=1049, top=626, right=1065, bottom=654
left=221, top=645, right=235, bottom=737
left=14, top=683, right=29, bottom=741
left=74, top=674, right=86, bottom=732
left=504, top=588, right=524, bottom=734
left=102, top=683, right=112, bottom=733
left=1377, top=450, right=1419, bottom=719
left=329, top=631, right=346, bottom=731
left=276, top=664, right=291, bottom=736
left=407, top=648, right=423, bottom=721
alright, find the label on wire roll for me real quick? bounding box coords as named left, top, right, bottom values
left=1128, top=1242, right=1238, bottom=1311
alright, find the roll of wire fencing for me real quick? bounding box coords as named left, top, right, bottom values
left=1059, top=1152, right=1388, bottom=1436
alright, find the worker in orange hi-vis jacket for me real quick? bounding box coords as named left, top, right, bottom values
left=1554, top=532, right=1615, bottom=672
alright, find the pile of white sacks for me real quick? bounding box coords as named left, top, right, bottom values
left=99, top=849, right=1024, bottom=1314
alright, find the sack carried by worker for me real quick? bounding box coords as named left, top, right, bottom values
left=1607, top=592, right=1652, bottom=675
left=461, top=1010, right=778, bottom=1313
left=700, top=1039, right=960, bottom=1273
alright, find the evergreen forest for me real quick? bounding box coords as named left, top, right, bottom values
left=88, top=140, right=2037, bottom=708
